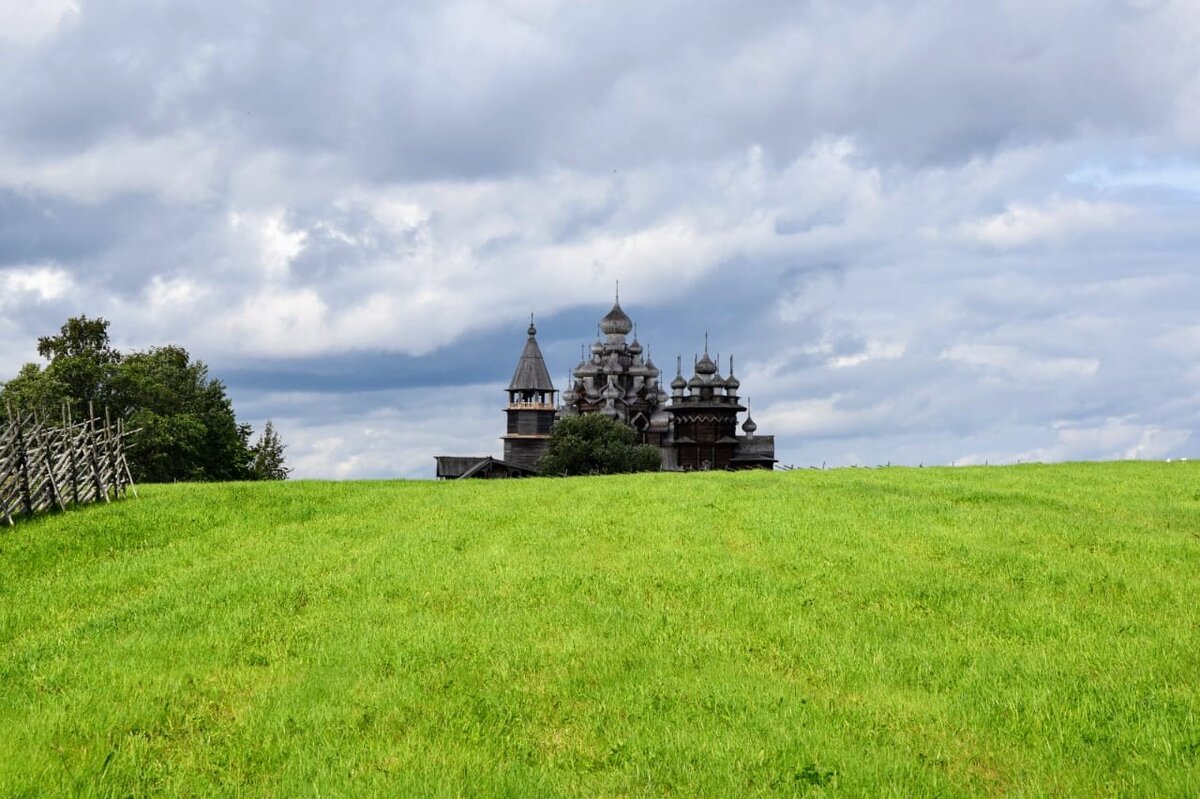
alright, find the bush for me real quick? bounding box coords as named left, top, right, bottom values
left=538, top=413, right=662, bottom=476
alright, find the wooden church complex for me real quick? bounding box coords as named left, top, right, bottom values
left=435, top=295, right=775, bottom=478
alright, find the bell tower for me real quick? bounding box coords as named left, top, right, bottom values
left=502, top=316, right=558, bottom=470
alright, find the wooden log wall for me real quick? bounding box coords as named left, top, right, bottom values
left=0, top=403, right=137, bottom=526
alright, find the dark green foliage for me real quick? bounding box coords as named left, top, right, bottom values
left=538, top=413, right=662, bottom=476
left=1, top=317, right=266, bottom=483
left=250, top=421, right=291, bottom=481
left=0, top=363, right=67, bottom=418
left=110, top=346, right=254, bottom=483
left=36, top=315, right=122, bottom=415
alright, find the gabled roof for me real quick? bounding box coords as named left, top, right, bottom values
left=434, top=455, right=539, bottom=479
left=459, top=456, right=538, bottom=479
left=508, top=322, right=556, bottom=392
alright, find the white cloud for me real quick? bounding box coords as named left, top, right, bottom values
left=761, top=394, right=896, bottom=439
left=0, top=265, right=73, bottom=303
left=941, top=344, right=1100, bottom=381
left=957, top=419, right=1192, bottom=465
left=0, top=134, right=221, bottom=204
left=962, top=199, right=1131, bottom=248
left=0, top=0, right=78, bottom=46
left=241, top=385, right=504, bottom=479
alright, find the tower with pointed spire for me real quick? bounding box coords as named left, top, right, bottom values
left=501, top=316, right=558, bottom=469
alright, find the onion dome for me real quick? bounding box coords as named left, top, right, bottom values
left=671, top=355, right=687, bottom=390
left=725, top=373, right=740, bottom=391
left=695, top=351, right=717, bottom=375
left=599, top=302, right=633, bottom=336
left=629, top=338, right=643, bottom=355
left=688, top=374, right=704, bottom=389
left=590, top=340, right=604, bottom=355
left=742, top=415, right=758, bottom=435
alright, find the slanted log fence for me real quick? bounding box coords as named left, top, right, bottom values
left=0, top=402, right=136, bottom=526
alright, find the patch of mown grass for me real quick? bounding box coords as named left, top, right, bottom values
left=1, top=462, right=1198, bottom=797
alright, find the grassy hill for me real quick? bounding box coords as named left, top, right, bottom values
left=1, top=463, right=1198, bottom=797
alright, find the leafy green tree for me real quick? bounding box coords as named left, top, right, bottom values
left=36, top=315, right=122, bottom=416
left=0, top=363, right=67, bottom=420
left=109, top=346, right=254, bottom=483
left=1, top=316, right=267, bottom=483
left=538, top=413, right=662, bottom=476
left=250, top=421, right=291, bottom=480
left=1, top=315, right=119, bottom=421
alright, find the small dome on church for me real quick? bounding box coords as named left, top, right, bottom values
left=590, top=340, right=604, bottom=355
left=725, top=374, right=740, bottom=391
left=600, top=302, right=633, bottom=336
left=688, top=374, right=704, bottom=389
left=629, top=338, right=643, bottom=355
left=695, top=351, right=717, bottom=375
left=742, top=415, right=757, bottom=434
left=671, top=373, right=687, bottom=390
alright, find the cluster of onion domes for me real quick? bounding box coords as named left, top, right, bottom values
left=673, top=347, right=742, bottom=398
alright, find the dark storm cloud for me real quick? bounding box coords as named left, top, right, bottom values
left=7, top=1, right=1191, bottom=175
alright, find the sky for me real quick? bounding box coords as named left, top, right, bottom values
left=1, top=0, right=1199, bottom=477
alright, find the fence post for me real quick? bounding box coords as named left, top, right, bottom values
left=104, top=408, right=121, bottom=498
left=87, top=401, right=108, bottom=503
left=117, top=418, right=138, bottom=498
left=34, top=410, right=66, bottom=512
left=12, top=411, right=33, bottom=516
left=1, top=409, right=15, bottom=526
left=64, top=404, right=81, bottom=505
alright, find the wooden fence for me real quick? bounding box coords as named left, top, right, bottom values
left=0, top=403, right=136, bottom=526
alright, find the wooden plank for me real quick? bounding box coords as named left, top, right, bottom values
left=12, top=411, right=33, bottom=516
left=34, top=414, right=65, bottom=512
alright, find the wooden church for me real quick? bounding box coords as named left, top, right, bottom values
left=435, top=296, right=775, bottom=478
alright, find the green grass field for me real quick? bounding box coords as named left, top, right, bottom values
left=1, top=463, right=1198, bottom=797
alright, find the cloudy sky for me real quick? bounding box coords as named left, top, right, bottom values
left=2, top=0, right=1198, bottom=477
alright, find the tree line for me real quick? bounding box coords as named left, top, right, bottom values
left=0, top=316, right=289, bottom=482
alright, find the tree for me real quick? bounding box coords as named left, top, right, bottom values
left=538, top=413, right=662, bottom=476
left=1, top=316, right=267, bottom=483
left=0, top=363, right=67, bottom=420
left=250, top=421, right=291, bottom=480
left=36, top=315, right=122, bottom=416
left=108, top=345, right=254, bottom=483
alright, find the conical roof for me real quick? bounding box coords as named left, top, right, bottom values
left=507, top=321, right=556, bottom=391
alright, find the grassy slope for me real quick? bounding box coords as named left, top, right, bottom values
left=1, top=463, right=1198, bottom=797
